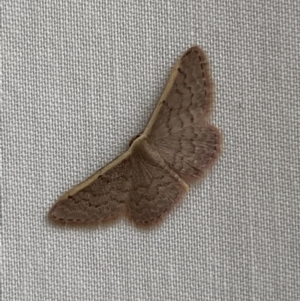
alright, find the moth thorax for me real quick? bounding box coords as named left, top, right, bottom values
left=129, top=133, right=142, bottom=147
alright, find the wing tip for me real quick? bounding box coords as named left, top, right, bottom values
left=184, top=45, right=207, bottom=58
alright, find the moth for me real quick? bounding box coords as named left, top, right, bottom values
left=49, top=46, right=221, bottom=227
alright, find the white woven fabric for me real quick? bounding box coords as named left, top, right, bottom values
left=3, top=1, right=300, bottom=300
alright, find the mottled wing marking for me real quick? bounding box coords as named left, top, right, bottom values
left=152, top=125, right=221, bottom=182
left=148, top=46, right=221, bottom=181
left=127, top=141, right=187, bottom=226
left=49, top=157, right=131, bottom=224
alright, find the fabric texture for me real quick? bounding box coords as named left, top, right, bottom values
left=2, top=1, right=299, bottom=300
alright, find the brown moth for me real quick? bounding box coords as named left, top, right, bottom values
left=49, top=46, right=222, bottom=227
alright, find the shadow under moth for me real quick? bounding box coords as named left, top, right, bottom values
left=49, top=46, right=222, bottom=227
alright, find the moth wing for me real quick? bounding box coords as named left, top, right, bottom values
left=127, top=141, right=188, bottom=226
left=144, top=46, right=221, bottom=182
left=49, top=152, right=131, bottom=225
left=152, top=125, right=221, bottom=183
